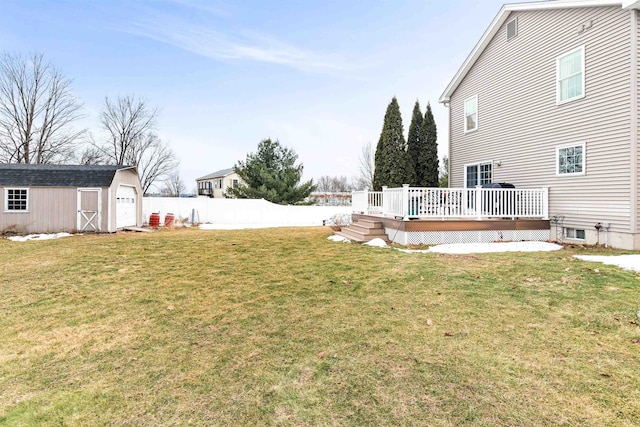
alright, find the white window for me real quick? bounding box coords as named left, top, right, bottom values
left=557, top=143, right=585, bottom=175
left=507, top=18, right=518, bottom=41
left=557, top=46, right=585, bottom=104
left=564, top=227, right=585, bottom=240
left=464, top=95, right=478, bottom=133
left=465, top=162, right=492, bottom=187
left=5, top=188, right=28, bottom=212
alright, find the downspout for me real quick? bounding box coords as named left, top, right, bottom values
left=631, top=9, right=638, bottom=243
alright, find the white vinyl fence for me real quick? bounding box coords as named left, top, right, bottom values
left=143, top=197, right=351, bottom=228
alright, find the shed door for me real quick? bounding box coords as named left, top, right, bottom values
left=77, top=189, right=102, bottom=232
left=116, top=185, right=137, bottom=228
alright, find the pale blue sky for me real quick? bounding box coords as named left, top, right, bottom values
left=0, top=0, right=508, bottom=190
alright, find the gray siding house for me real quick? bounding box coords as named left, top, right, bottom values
left=0, top=164, right=143, bottom=234
left=440, top=0, right=640, bottom=249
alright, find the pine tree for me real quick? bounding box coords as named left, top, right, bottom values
left=372, top=97, right=415, bottom=190
left=418, top=103, right=439, bottom=187
left=406, top=100, right=423, bottom=186
left=226, top=138, right=316, bottom=204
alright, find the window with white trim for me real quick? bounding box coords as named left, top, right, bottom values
left=465, top=162, right=492, bottom=187
left=507, top=18, right=518, bottom=41
left=564, top=227, right=585, bottom=240
left=557, top=143, right=585, bottom=175
left=5, top=188, right=28, bottom=211
left=464, top=95, right=478, bottom=133
left=557, top=46, right=585, bottom=104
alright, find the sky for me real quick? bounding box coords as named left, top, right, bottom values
left=0, top=0, right=509, bottom=192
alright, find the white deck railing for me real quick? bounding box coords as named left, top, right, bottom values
left=352, top=190, right=383, bottom=214
left=352, top=185, right=548, bottom=220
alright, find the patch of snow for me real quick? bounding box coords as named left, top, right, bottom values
left=396, top=248, right=430, bottom=254
left=400, top=241, right=563, bottom=254
left=363, top=238, right=389, bottom=248
left=574, top=255, right=640, bottom=272
left=8, top=232, right=74, bottom=242
left=327, top=235, right=350, bottom=243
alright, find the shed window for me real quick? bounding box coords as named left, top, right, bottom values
left=5, top=188, right=28, bottom=211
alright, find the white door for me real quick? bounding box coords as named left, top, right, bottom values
left=116, top=185, right=137, bottom=228
left=77, top=189, right=102, bottom=232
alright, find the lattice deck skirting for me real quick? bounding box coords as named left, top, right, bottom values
left=387, top=229, right=551, bottom=246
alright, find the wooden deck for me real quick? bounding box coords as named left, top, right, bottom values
left=352, top=214, right=550, bottom=233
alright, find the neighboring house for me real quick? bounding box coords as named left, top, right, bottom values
left=0, top=164, right=143, bottom=234
left=439, top=0, right=640, bottom=249
left=196, top=167, right=241, bottom=198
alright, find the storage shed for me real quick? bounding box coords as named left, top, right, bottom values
left=0, top=164, right=143, bottom=234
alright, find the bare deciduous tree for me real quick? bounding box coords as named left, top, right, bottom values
left=98, top=95, right=179, bottom=194
left=0, top=52, right=85, bottom=163
left=316, top=175, right=351, bottom=193
left=353, top=141, right=374, bottom=190
left=162, top=171, right=186, bottom=197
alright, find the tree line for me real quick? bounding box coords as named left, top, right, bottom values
left=0, top=52, right=179, bottom=194
left=228, top=96, right=446, bottom=206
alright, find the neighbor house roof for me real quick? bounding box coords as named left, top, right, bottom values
left=196, top=167, right=236, bottom=181
left=0, top=164, right=137, bottom=187
left=439, top=0, right=640, bottom=103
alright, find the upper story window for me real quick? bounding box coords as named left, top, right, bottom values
left=464, top=95, right=478, bottom=133
left=557, top=143, right=585, bottom=175
left=5, top=188, right=28, bottom=212
left=557, top=46, right=585, bottom=104
left=506, top=18, right=518, bottom=41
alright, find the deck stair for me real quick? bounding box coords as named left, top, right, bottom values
left=335, top=218, right=389, bottom=244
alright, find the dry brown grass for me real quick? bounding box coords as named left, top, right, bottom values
left=1, top=227, right=640, bottom=426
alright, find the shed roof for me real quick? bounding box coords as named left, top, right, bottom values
left=196, top=167, right=235, bottom=181
left=439, top=0, right=640, bottom=103
left=0, top=164, right=137, bottom=187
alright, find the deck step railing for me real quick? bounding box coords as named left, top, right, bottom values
left=352, top=185, right=548, bottom=220
left=352, top=190, right=383, bottom=214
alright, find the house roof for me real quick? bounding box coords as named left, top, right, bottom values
left=196, top=167, right=236, bottom=181
left=439, top=0, right=640, bottom=103
left=0, top=164, right=137, bottom=187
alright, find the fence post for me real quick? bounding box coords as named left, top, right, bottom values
left=402, top=184, right=410, bottom=220
left=542, top=187, right=549, bottom=219
left=382, top=186, right=388, bottom=216
left=475, top=185, right=483, bottom=220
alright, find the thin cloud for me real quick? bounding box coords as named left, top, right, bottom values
left=157, top=0, right=231, bottom=18
left=121, top=16, right=345, bottom=73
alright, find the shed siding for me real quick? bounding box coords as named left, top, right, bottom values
left=449, top=6, right=632, bottom=233
left=1, top=187, right=78, bottom=233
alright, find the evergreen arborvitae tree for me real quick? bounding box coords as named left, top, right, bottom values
left=226, top=138, right=316, bottom=204
left=418, top=103, right=439, bottom=187
left=372, top=97, right=415, bottom=190
left=406, top=100, right=423, bottom=186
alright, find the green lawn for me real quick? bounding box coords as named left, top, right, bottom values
left=1, top=227, right=639, bottom=426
